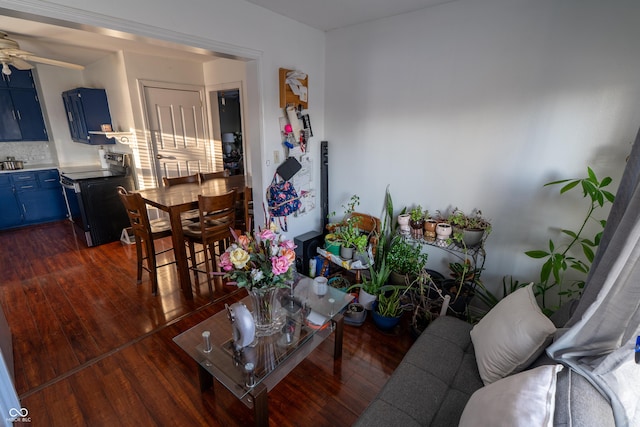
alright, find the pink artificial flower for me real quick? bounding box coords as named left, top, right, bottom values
left=271, top=255, right=291, bottom=275
left=219, top=251, right=233, bottom=271
left=280, top=239, right=297, bottom=250
left=259, top=229, right=276, bottom=241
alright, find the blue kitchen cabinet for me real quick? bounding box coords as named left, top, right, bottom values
left=0, top=174, right=22, bottom=229
left=0, top=67, right=36, bottom=89
left=10, top=89, right=48, bottom=141
left=0, top=169, right=67, bottom=230
left=62, top=88, right=113, bottom=145
left=0, top=65, right=48, bottom=142
left=0, top=90, right=21, bottom=141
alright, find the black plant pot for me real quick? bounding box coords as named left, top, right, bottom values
left=439, top=279, right=475, bottom=318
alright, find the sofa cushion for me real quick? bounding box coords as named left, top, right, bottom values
left=459, top=364, right=563, bottom=427
left=353, top=315, right=482, bottom=427
left=470, top=283, right=556, bottom=385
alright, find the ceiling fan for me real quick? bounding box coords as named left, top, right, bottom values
left=0, top=31, right=84, bottom=76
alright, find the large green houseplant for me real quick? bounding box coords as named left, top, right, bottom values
left=525, top=167, right=614, bottom=313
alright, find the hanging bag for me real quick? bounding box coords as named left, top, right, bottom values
left=266, top=173, right=301, bottom=218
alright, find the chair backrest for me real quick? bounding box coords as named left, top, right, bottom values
left=197, top=189, right=237, bottom=243
left=117, top=186, right=152, bottom=241
left=162, top=174, right=200, bottom=187
left=349, top=212, right=381, bottom=235
left=199, top=170, right=230, bottom=182
left=243, top=186, right=254, bottom=232
left=348, top=212, right=381, bottom=253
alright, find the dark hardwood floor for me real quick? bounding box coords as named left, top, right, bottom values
left=0, top=221, right=414, bottom=426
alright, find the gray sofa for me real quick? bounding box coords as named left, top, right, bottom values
left=354, top=314, right=615, bottom=427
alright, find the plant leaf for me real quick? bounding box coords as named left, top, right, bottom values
left=526, top=250, right=550, bottom=259
left=559, top=180, right=580, bottom=193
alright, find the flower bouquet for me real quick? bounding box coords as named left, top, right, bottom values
left=219, top=228, right=297, bottom=335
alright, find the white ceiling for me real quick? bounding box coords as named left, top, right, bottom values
left=0, top=0, right=454, bottom=68
left=245, top=0, right=455, bottom=31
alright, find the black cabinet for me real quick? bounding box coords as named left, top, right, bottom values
left=0, top=169, right=67, bottom=230
left=62, top=88, right=113, bottom=145
left=0, top=66, right=48, bottom=142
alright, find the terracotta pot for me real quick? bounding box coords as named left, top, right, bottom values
left=423, top=219, right=437, bottom=241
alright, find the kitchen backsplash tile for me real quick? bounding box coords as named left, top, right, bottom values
left=0, top=141, right=55, bottom=165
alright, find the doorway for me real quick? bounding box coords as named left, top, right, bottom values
left=209, top=82, right=246, bottom=177
left=141, top=82, right=211, bottom=185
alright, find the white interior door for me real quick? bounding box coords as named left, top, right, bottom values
left=143, top=85, right=209, bottom=183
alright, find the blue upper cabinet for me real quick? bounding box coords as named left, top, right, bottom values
left=0, top=67, right=36, bottom=89
left=62, top=88, right=114, bottom=145
left=0, top=66, right=48, bottom=142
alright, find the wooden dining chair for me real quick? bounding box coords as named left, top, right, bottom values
left=162, top=173, right=201, bottom=221
left=162, top=173, right=200, bottom=187
left=182, top=189, right=237, bottom=292
left=199, top=170, right=230, bottom=182
left=117, top=186, right=175, bottom=295
left=235, top=186, right=254, bottom=233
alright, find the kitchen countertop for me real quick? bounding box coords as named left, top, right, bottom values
left=0, top=164, right=104, bottom=174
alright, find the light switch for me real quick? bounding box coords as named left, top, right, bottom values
left=274, top=150, right=280, bottom=164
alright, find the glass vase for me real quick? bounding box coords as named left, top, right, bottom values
left=248, top=287, right=283, bottom=336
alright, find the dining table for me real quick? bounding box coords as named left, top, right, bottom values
left=137, top=174, right=247, bottom=299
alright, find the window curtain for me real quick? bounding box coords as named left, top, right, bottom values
left=547, top=128, right=640, bottom=426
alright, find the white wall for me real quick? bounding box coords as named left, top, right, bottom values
left=0, top=0, right=327, bottom=238
left=325, top=0, right=640, bottom=291
left=35, top=66, right=99, bottom=167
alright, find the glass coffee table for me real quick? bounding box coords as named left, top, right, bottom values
left=173, top=276, right=352, bottom=427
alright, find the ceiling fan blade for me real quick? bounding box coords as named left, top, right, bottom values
left=20, top=55, right=84, bottom=70
left=10, top=57, right=33, bottom=70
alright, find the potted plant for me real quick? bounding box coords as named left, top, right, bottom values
left=348, top=258, right=391, bottom=310
left=397, top=212, right=411, bottom=236
left=409, top=205, right=425, bottom=239
left=406, top=270, right=446, bottom=337
left=330, top=194, right=363, bottom=259
left=448, top=208, right=491, bottom=248
left=353, top=234, right=369, bottom=265
left=344, top=302, right=367, bottom=326
left=441, top=259, right=483, bottom=319
left=371, top=287, right=405, bottom=331
left=386, top=235, right=429, bottom=285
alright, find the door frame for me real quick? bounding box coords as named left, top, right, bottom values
left=138, top=80, right=210, bottom=187
left=208, top=81, right=246, bottom=175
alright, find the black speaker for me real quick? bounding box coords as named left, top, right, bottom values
left=294, top=231, right=324, bottom=276
left=320, top=140, right=329, bottom=231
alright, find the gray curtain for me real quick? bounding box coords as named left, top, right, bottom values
left=547, top=128, right=640, bottom=426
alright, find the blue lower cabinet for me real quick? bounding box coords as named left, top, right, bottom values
left=0, top=169, right=67, bottom=230
left=0, top=184, right=22, bottom=229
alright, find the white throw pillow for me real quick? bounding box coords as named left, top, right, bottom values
left=459, top=364, right=563, bottom=427
left=471, top=283, right=556, bottom=385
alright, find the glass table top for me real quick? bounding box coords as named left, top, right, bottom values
left=173, top=275, right=352, bottom=405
